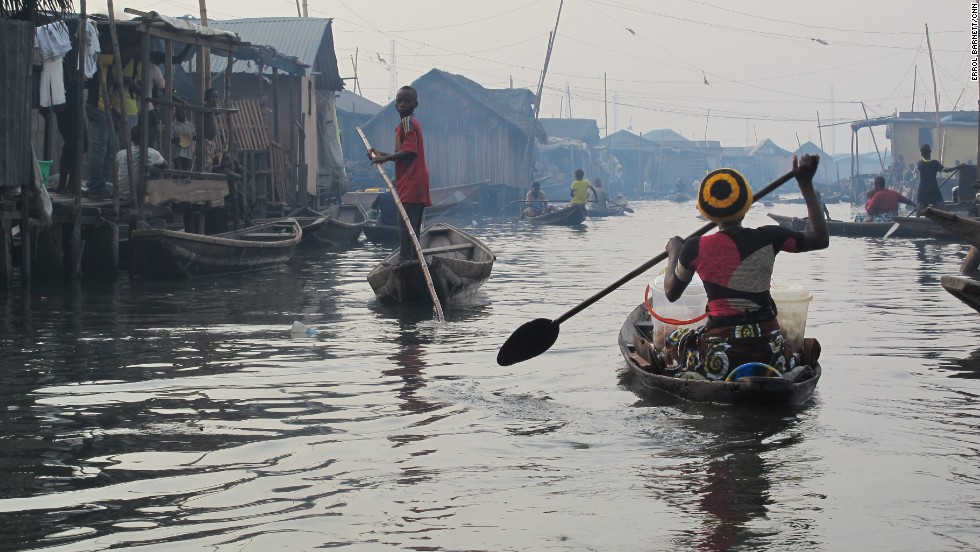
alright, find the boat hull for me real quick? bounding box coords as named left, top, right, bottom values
left=524, top=204, right=586, bottom=226
left=367, top=223, right=495, bottom=305
left=130, top=220, right=301, bottom=279
left=312, top=204, right=367, bottom=247
left=767, top=213, right=960, bottom=240
left=618, top=303, right=821, bottom=405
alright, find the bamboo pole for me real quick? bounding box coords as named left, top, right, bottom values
left=71, top=2, right=88, bottom=280
left=199, top=0, right=210, bottom=84
left=356, top=127, right=445, bottom=322
left=107, top=0, right=134, bottom=214
left=925, top=23, right=942, bottom=161
left=163, top=39, right=173, bottom=164
left=861, top=101, right=886, bottom=172
left=138, top=28, right=150, bottom=214
left=816, top=110, right=831, bottom=185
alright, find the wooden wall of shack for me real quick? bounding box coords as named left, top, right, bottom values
left=361, top=75, right=533, bottom=191
left=0, top=20, right=35, bottom=188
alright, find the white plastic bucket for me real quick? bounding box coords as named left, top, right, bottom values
left=770, top=282, right=812, bottom=354
left=645, top=273, right=707, bottom=349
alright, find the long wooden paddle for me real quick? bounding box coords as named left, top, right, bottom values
left=496, top=169, right=798, bottom=366
left=356, top=127, right=445, bottom=322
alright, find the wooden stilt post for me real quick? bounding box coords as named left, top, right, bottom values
left=107, top=0, right=134, bottom=214
left=163, top=39, right=173, bottom=165
left=138, top=28, right=150, bottom=215
left=70, top=1, right=88, bottom=281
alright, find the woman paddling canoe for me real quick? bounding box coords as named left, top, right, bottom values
left=652, top=155, right=829, bottom=381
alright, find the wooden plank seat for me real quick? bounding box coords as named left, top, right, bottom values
left=420, top=243, right=475, bottom=255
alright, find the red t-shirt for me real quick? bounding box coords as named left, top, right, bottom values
left=394, top=116, right=431, bottom=206
left=865, top=188, right=912, bottom=216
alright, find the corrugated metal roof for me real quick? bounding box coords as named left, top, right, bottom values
left=180, top=17, right=343, bottom=89
left=336, top=90, right=382, bottom=116
left=208, top=18, right=330, bottom=70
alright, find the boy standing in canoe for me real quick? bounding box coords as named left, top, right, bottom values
left=569, top=169, right=590, bottom=206
left=661, top=155, right=829, bottom=381
left=369, top=86, right=431, bottom=261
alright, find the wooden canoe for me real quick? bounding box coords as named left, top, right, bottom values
left=767, top=212, right=961, bottom=240
left=130, top=219, right=301, bottom=279
left=311, top=203, right=367, bottom=247
left=524, top=203, right=587, bottom=226
left=921, top=208, right=980, bottom=314
left=367, top=223, right=495, bottom=305
left=618, top=303, right=821, bottom=405
left=251, top=207, right=329, bottom=248
left=587, top=203, right=628, bottom=218
left=922, top=207, right=980, bottom=248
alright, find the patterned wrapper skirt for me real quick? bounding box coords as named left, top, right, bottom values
left=664, top=319, right=797, bottom=381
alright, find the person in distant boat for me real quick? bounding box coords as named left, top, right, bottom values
left=915, top=144, right=956, bottom=214
left=370, top=191, right=399, bottom=226
left=855, top=176, right=915, bottom=222
left=369, top=85, right=431, bottom=262
left=569, top=169, right=590, bottom=206
left=592, top=178, right=610, bottom=209
left=522, top=181, right=555, bottom=218
left=660, top=155, right=828, bottom=382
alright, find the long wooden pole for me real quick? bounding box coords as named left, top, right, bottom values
left=107, top=0, right=134, bottom=213
left=861, top=101, right=886, bottom=172
left=911, top=65, right=917, bottom=112
left=199, top=0, right=210, bottom=85
left=816, top=110, right=831, bottom=185
left=71, top=2, right=88, bottom=280
left=356, top=127, right=445, bottom=322
left=925, top=23, right=942, bottom=162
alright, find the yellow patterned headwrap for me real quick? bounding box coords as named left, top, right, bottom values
left=697, top=168, right=752, bottom=224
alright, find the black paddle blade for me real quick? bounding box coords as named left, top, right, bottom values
left=496, top=318, right=560, bottom=366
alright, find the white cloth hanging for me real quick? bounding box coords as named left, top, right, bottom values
left=35, top=21, right=71, bottom=61
left=79, top=19, right=100, bottom=78
left=40, top=56, right=66, bottom=107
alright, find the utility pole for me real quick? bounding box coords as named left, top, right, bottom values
left=388, top=40, right=398, bottom=102
left=603, top=72, right=608, bottom=140
left=911, top=65, right=917, bottom=112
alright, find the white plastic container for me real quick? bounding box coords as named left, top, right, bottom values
left=646, top=274, right=708, bottom=348
left=770, top=282, right=812, bottom=354
left=290, top=321, right=317, bottom=337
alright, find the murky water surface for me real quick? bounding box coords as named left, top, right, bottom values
left=1, top=199, right=979, bottom=551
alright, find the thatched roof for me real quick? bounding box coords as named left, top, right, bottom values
left=3, top=0, right=72, bottom=19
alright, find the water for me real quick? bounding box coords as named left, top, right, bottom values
left=1, top=199, right=979, bottom=551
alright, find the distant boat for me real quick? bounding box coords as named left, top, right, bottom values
left=310, top=204, right=368, bottom=247
left=523, top=203, right=587, bottom=226
left=367, top=223, right=495, bottom=305
left=251, top=208, right=329, bottom=248
left=767, top=212, right=963, bottom=240
left=130, top=219, right=301, bottom=279
left=342, top=180, right=489, bottom=214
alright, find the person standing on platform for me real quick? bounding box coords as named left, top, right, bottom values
left=368, top=85, right=431, bottom=262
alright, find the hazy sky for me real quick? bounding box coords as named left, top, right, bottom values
left=145, top=0, right=974, bottom=154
